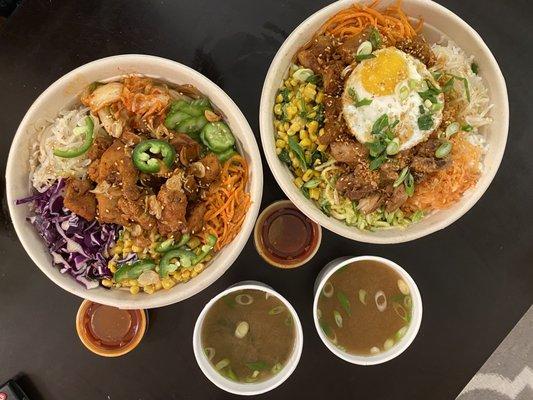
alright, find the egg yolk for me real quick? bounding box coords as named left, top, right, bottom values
left=360, top=48, right=408, bottom=96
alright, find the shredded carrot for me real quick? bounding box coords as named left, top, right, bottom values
left=316, top=0, right=422, bottom=43
left=202, top=155, right=251, bottom=251
left=404, top=133, right=482, bottom=212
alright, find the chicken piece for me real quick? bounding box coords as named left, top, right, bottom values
left=385, top=185, right=409, bottom=213
left=329, top=139, right=367, bottom=166
left=336, top=167, right=379, bottom=201
left=64, top=178, right=97, bottom=221
left=96, top=189, right=128, bottom=226
left=410, top=138, right=447, bottom=181
left=395, top=35, right=435, bottom=67
left=198, top=153, right=221, bottom=185
left=118, top=197, right=157, bottom=231
left=156, top=184, right=188, bottom=236
left=87, top=135, right=113, bottom=161
left=357, top=193, right=384, bottom=214
left=296, top=35, right=336, bottom=73
left=93, top=139, right=140, bottom=200
left=318, top=95, right=346, bottom=145
left=170, top=133, right=201, bottom=165
left=187, top=202, right=207, bottom=234
left=322, top=61, right=344, bottom=96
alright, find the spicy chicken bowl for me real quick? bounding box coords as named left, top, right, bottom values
left=7, top=55, right=263, bottom=309
left=260, top=0, right=508, bottom=243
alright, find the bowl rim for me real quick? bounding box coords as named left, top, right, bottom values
left=259, top=0, right=509, bottom=244
left=312, top=255, right=423, bottom=365
left=192, top=281, right=304, bottom=395
left=6, top=54, right=263, bottom=309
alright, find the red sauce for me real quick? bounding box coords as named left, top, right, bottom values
left=255, top=201, right=320, bottom=268
left=81, top=303, right=143, bottom=351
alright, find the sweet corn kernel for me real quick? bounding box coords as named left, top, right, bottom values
left=290, top=78, right=298, bottom=86
left=130, top=285, right=140, bottom=295
left=290, top=121, right=301, bottom=132
left=307, top=120, right=319, bottom=135
left=143, top=284, right=155, bottom=294
left=194, top=263, right=205, bottom=273
left=300, top=138, right=312, bottom=147
left=283, top=122, right=290, bottom=131
left=113, top=246, right=123, bottom=255
left=293, top=177, right=304, bottom=188
left=132, top=245, right=142, bottom=253
left=318, top=128, right=325, bottom=136
left=316, top=92, right=324, bottom=103
left=278, top=131, right=288, bottom=140
left=274, top=104, right=282, bottom=115
left=317, top=144, right=327, bottom=152
left=286, top=105, right=298, bottom=119
left=310, top=188, right=320, bottom=200
left=299, top=130, right=308, bottom=140
left=276, top=93, right=283, bottom=103
left=102, top=279, right=112, bottom=288
left=182, top=270, right=191, bottom=280
left=276, top=139, right=285, bottom=148
left=124, top=239, right=132, bottom=247
left=302, top=169, right=314, bottom=182
left=291, top=159, right=300, bottom=169
left=161, top=278, right=174, bottom=290
left=109, top=264, right=117, bottom=273
left=309, top=132, right=318, bottom=142
left=276, top=147, right=282, bottom=155
left=129, top=279, right=138, bottom=287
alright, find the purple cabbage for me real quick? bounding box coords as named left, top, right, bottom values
left=16, top=179, right=119, bottom=289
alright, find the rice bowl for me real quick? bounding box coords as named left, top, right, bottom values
left=259, top=0, right=508, bottom=243
left=7, top=55, right=263, bottom=309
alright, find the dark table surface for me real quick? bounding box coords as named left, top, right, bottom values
left=1, top=0, right=532, bottom=399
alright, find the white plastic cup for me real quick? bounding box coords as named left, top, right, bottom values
left=193, top=281, right=304, bottom=395
left=313, top=256, right=422, bottom=365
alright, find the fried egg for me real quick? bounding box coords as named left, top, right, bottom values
left=342, top=47, right=444, bottom=151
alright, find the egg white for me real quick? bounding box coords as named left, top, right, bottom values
left=342, top=48, right=444, bottom=151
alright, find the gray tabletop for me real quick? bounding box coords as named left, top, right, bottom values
left=0, top=1, right=532, bottom=399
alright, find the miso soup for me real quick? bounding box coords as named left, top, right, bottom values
left=316, top=260, right=412, bottom=356
left=201, top=289, right=295, bottom=383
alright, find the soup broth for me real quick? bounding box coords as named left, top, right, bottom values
left=317, top=260, right=412, bottom=356
left=202, top=289, right=295, bottom=383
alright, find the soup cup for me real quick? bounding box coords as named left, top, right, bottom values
left=193, top=281, right=304, bottom=395
left=313, top=256, right=422, bottom=365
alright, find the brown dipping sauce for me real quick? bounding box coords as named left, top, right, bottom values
left=254, top=200, right=321, bottom=268
left=76, top=301, right=146, bottom=357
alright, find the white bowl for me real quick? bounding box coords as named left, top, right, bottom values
left=259, top=0, right=509, bottom=244
left=192, top=281, right=304, bottom=395
left=6, top=54, right=263, bottom=309
left=313, top=256, right=422, bottom=365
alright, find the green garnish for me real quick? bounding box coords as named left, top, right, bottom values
left=435, top=141, right=453, bottom=158
left=368, top=27, right=382, bottom=49
left=277, top=148, right=291, bottom=165
left=306, top=74, right=322, bottom=85
left=393, top=167, right=409, bottom=188
left=336, top=291, right=351, bottom=316
left=348, top=87, right=372, bottom=107
left=355, top=53, right=376, bottom=62
left=471, top=62, right=479, bottom=75
left=417, top=112, right=434, bottom=130
left=246, top=361, right=268, bottom=371
left=366, top=114, right=400, bottom=170
left=369, top=154, right=388, bottom=170
left=301, top=186, right=310, bottom=199
left=288, top=136, right=307, bottom=171
left=319, top=199, right=331, bottom=216
left=446, top=73, right=471, bottom=102
left=462, top=123, right=473, bottom=132
left=280, top=87, right=290, bottom=103
left=418, top=80, right=441, bottom=103
left=404, top=172, right=415, bottom=197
